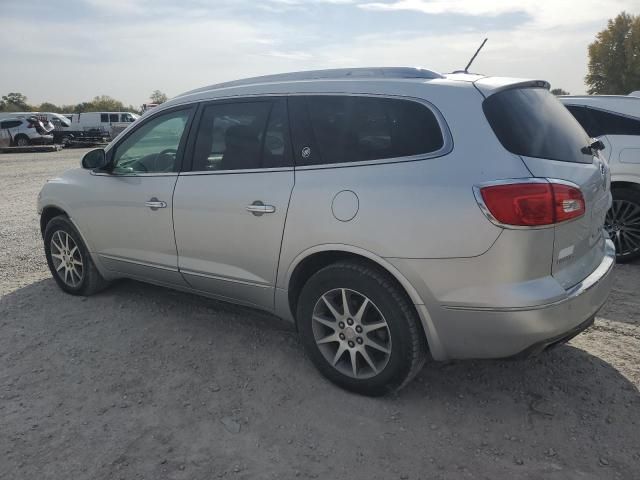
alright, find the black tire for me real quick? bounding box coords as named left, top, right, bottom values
left=297, top=261, right=427, bottom=396
left=14, top=134, right=30, bottom=147
left=607, top=187, right=640, bottom=263
left=44, top=215, right=109, bottom=295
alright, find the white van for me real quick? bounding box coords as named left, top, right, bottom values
left=59, top=112, right=139, bottom=140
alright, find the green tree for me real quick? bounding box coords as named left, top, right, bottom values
left=38, top=102, right=62, bottom=113
left=150, top=90, right=168, bottom=104
left=550, top=88, right=570, bottom=96
left=0, top=92, right=30, bottom=111
left=586, top=12, right=640, bottom=94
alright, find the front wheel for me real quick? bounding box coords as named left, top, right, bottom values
left=297, top=261, right=427, bottom=396
left=44, top=215, right=109, bottom=295
left=605, top=187, right=640, bottom=263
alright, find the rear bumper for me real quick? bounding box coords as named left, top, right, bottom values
left=417, top=239, right=616, bottom=360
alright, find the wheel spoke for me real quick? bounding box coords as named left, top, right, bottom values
left=332, top=343, right=347, bottom=366
left=316, top=333, right=339, bottom=345
left=313, top=315, right=337, bottom=331
left=353, top=297, right=369, bottom=323
left=56, top=261, right=65, bottom=272
left=366, top=339, right=390, bottom=354
left=359, top=348, right=378, bottom=374
left=321, top=295, right=342, bottom=321
left=363, top=321, right=387, bottom=334
left=349, top=349, right=358, bottom=377
left=69, top=245, right=78, bottom=257
left=341, top=289, right=351, bottom=317
left=51, top=253, right=64, bottom=261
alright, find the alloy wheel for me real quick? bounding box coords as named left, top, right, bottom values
left=50, top=230, right=84, bottom=287
left=311, top=288, right=391, bottom=379
left=605, top=199, right=640, bottom=258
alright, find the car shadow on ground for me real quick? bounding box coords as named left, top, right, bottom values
left=1, top=277, right=639, bottom=479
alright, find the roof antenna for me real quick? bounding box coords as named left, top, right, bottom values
left=463, top=38, right=488, bottom=73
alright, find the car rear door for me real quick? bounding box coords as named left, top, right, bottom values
left=483, top=87, right=611, bottom=289
left=172, top=97, right=294, bottom=310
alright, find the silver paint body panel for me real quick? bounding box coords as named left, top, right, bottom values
left=38, top=69, right=615, bottom=361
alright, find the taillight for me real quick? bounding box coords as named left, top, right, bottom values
left=477, top=181, right=585, bottom=227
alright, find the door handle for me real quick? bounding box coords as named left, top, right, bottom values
left=246, top=201, right=276, bottom=216
left=145, top=197, right=167, bottom=210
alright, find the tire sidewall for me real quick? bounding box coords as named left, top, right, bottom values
left=298, top=264, right=418, bottom=395
left=15, top=135, right=30, bottom=147
left=44, top=216, right=92, bottom=294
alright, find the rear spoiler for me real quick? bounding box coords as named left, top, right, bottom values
left=473, top=78, right=550, bottom=98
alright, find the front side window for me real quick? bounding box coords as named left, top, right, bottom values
left=587, top=108, right=640, bottom=137
left=298, top=96, right=444, bottom=166
left=191, top=100, right=291, bottom=171
left=111, top=109, right=190, bottom=174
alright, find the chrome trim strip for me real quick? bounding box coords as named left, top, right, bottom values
left=180, top=269, right=271, bottom=288
left=98, top=254, right=177, bottom=272
left=442, top=239, right=615, bottom=312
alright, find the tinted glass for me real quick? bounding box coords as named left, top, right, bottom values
left=484, top=88, right=592, bottom=163
left=112, top=109, right=190, bottom=174
left=301, top=96, right=444, bottom=166
left=1, top=120, right=21, bottom=129
left=109, top=114, right=119, bottom=122
left=100, top=114, right=109, bottom=122
left=192, top=100, right=290, bottom=171
left=588, top=109, right=640, bottom=137
left=565, top=105, right=598, bottom=137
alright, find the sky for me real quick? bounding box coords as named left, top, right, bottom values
left=1, top=0, right=637, bottom=107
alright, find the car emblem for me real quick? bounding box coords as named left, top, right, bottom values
left=301, top=146, right=312, bottom=159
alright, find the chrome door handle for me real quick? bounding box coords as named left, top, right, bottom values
left=246, top=201, right=276, bottom=216
left=145, top=197, right=167, bottom=210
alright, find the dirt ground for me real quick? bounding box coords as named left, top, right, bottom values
left=1, top=149, right=639, bottom=480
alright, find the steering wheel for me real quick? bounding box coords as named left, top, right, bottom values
left=155, top=148, right=178, bottom=172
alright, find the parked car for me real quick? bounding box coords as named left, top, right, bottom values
left=0, top=116, right=54, bottom=146
left=57, top=111, right=139, bottom=142
left=560, top=94, right=640, bottom=261
left=0, top=127, right=10, bottom=148
left=12, top=112, right=71, bottom=129
left=38, top=67, right=615, bottom=395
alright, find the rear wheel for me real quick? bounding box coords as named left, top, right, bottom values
left=297, top=261, right=427, bottom=396
left=14, top=135, right=29, bottom=147
left=44, top=215, right=109, bottom=295
left=605, top=187, right=640, bottom=262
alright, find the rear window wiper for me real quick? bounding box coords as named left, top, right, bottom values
left=581, top=138, right=605, bottom=155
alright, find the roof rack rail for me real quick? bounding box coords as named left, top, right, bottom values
left=177, top=67, right=443, bottom=98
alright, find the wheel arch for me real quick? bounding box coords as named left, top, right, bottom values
left=611, top=180, right=640, bottom=193
left=278, top=244, right=440, bottom=356
left=40, top=205, right=68, bottom=238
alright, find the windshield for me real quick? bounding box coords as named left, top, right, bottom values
left=483, top=87, right=593, bottom=164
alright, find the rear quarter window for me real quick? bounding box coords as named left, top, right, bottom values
left=483, top=88, right=592, bottom=164
left=293, top=95, right=445, bottom=166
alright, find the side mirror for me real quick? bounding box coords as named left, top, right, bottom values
left=81, top=148, right=108, bottom=170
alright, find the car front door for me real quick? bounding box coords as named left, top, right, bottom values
left=76, top=106, right=195, bottom=286
left=172, top=97, right=294, bottom=310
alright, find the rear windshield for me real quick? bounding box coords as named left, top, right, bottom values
left=483, top=88, right=592, bottom=164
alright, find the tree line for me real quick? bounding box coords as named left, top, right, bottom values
left=0, top=90, right=168, bottom=114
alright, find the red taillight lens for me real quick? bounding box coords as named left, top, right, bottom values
left=479, top=181, right=585, bottom=227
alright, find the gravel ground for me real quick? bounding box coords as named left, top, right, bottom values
left=1, top=149, right=639, bottom=480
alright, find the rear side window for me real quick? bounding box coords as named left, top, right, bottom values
left=110, top=114, right=119, bottom=122
left=483, top=88, right=592, bottom=163
left=1, top=120, right=22, bottom=129
left=191, top=100, right=291, bottom=171
left=295, top=96, right=444, bottom=166
left=584, top=108, right=640, bottom=137
left=100, top=114, right=109, bottom=122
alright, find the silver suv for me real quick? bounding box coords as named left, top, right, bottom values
left=0, top=116, right=54, bottom=146
left=38, top=68, right=615, bottom=395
